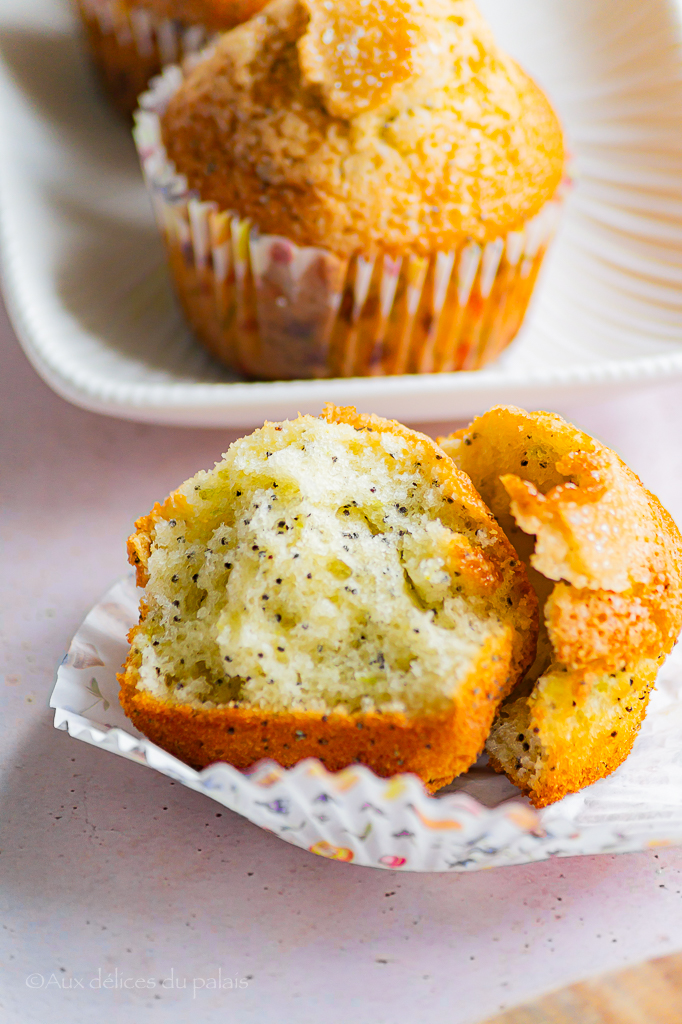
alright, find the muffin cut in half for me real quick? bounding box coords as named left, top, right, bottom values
left=119, top=404, right=538, bottom=790
left=441, top=406, right=682, bottom=807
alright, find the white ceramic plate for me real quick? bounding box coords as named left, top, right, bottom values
left=51, top=576, right=682, bottom=871
left=3, top=0, right=682, bottom=426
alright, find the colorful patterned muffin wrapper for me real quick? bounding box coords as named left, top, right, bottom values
left=51, top=575, right=682, bottom=872
left=134, top=64, right=564, bottom=380
left=77, top=0, right=215, bottom=114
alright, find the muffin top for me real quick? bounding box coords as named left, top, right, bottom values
left=127, top=0, right=268, bottom=32
left=161, top=0, right=565, bottom=257
left=441, top=404, right=682, bottom=697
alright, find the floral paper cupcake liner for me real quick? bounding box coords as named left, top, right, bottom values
left=134, top=64, right=564, bottom=381
left=77, top=0, right=216, bottom=115
left=50, top=575, right=682, bottom=872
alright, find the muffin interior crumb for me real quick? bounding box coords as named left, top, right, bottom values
left=133, top=415, right=510, bottom=714
left=485, top=659, right=660, bottom=791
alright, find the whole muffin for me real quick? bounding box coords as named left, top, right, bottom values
left=441, top=407, right=682, bottom=807
left=135, top=0, right=565, bottom=378
left=119, top=404, right=538, bottom=790
left=77, top=0, right=267, bottom=115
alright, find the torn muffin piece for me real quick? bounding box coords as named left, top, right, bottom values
left=441, top=405, right=682, bottom=807
left=119, top=404, right=537, bottom=790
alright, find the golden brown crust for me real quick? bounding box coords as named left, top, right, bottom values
left=161, top=0, right=565, bottom=257
left=545, top=584, right=678, bottom=673
left=440, top=405, right=682, bottom=806
left=442, top=405, right=682, bottom=609
left=119, top=629, right=514, bottom=790
left=119, top=404, right=539, bottom=788
left=500, top=455, right=668, bottom=594
left=486, top=659, right=660, bottom=808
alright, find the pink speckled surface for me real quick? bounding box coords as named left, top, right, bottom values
left=2, top=295, right=682, bottom=1024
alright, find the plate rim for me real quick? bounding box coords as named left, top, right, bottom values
left=4, top=0, right=682, bottom=426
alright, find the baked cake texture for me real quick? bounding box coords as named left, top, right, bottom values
left=140, top=0, right=565, bottom=377
left=161, top=0, right=565, bottom=257
left=441, top=406, right=682, bottom=807
left=119, top=404, right=538, bottom=789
